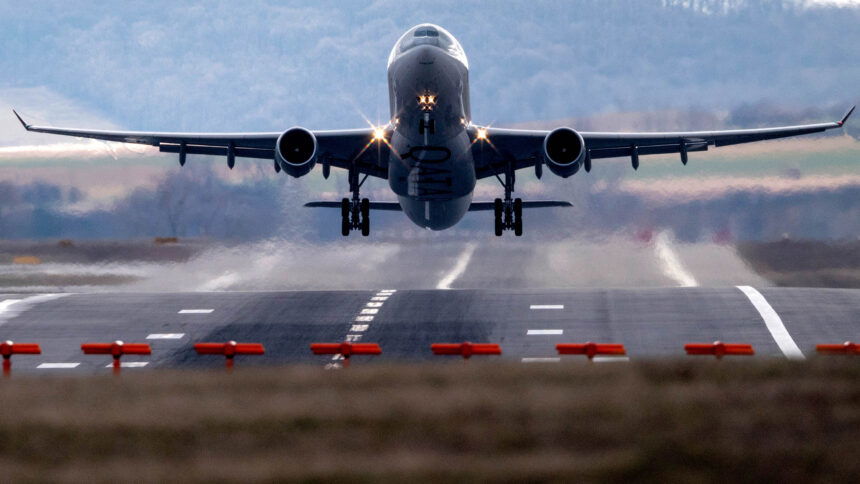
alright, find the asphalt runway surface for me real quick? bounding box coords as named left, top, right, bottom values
left=1, top=286, right=857, bottom=373
left=0, top=234, right=856, bottom=373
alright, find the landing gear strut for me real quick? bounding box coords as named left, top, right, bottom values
left=493, top=160, right=523, bottom=236
left=341, top=164, right=370, bottom=237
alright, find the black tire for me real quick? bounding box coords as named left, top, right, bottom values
left=494, top=198, right=503, bottom=236
left=341, top=198, right=350, bottom=236
left=513, top=198, right=523, bottom=236
left=360, top=198, right=370, bottom=236
left=341, top=198, right=350, bottom=218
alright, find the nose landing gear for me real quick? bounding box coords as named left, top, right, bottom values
left=341, top=164, right=370, bottom=237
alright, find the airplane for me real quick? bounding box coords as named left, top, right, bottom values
left=13, top=23, right=854, bottom=237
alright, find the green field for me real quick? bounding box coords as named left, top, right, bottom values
left=1, top=361, right=857, bottom=482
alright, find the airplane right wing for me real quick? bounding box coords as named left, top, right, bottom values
left=472, top=106, right=854, bottom=178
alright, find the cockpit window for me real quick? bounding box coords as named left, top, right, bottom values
left=388, top=24, right=468, bottom=68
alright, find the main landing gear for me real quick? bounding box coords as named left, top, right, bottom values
left=341, top=164, right=370, bottom=236
left=493, top=160, right=523, bottom=236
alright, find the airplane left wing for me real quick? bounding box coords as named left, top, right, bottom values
left=473, top=106, right=854, bottom=178
left=12, top=110, right=390, bottom=178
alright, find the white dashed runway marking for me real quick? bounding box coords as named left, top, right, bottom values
left=521, top=357, right=561, bottom=363
left=527, top=329, right=563, bottom=335
left=737, top=285, right=805, bottom=360
left=530, top=305, right=564, bottom=310
left=351, top=324, right=369, bottom=332
left=360, top=308, right=379, bottom=315
left=178, top=309, right=214, bottom=314
left=593, top=356, right=630, bottom=363
left=37, top=362, right=80, bottom=369
left=355, top=315, right=374, bottom=322
left=104, top=362, right=149, bottom=368
left=146, top=333, right=185, bottom=339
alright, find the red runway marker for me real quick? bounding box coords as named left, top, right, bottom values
left=431, top=342, right=501, bottom=360
left=311, top=342, right=381, bottom=368
left=556, top=342, right=626, bottom=361
left=81, top=340, right=151, bottom=375
left=815, top=341, right=858, bottom=355
left=1, top=340, right=41, bottom=377
left=194, top=341, right=265, bottom=371
left=684, top=341, right=754, bottom=359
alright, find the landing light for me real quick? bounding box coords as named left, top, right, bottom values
left=476, top=127, right=489, bottom=141
left=372, top=127, right=386, bottom=141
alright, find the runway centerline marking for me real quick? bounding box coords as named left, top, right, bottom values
left=522, top=357, right=561, bottom=363
left=737, top=285, right=805, bottom=360
left=530, top=305, right=564, bottom=310
left=178, top=309, right=214, bottom=314
left=527, top=329, right=564, bottom=335
left=436, top=243, right=476, bottom=290
left=147, top=333, right=185, bottom=339
left=38, top=363, right=80, bottom=369
left=654, top=231, right=699, bottom=287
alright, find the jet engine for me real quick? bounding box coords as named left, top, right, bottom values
left=275, top=127, right=317, bottom=177
left=542, top=127, right=585, bottom=178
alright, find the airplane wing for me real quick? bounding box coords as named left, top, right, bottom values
left=472, top=106, right=854, bottom=179
left=11, top=110, right=390, bottom=179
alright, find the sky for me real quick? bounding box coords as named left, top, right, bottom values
left=1, top=0, right=858, bottom=140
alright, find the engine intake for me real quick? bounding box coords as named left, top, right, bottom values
left=275, top=127, right=317, bottom=177
left=543, top=127, right=585, bottom=178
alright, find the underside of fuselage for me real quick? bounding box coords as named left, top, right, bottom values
left=386, top=25, right=476, bottom=230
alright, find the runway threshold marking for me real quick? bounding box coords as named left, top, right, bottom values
left=178, top=309, right=214, bottom=314
left=736, top=285, right=805, bottom=360
left=147, top=333, right=185, bottom=339
left=527, top=329, right=564, bottom=335
left=436, top=243, right=476, bottom=290
left=530, top=305, right=564, bottom=310
left=37, top=363, right=80, bottom=369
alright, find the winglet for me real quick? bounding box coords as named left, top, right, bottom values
left=11, top=109, right=30, bottom=130
left=838, top=105, right=855, bottom=126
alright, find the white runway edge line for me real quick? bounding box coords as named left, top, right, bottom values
left=178, top=309, right=214, bottom=314
left=736, top=285, right=805, bottom=360
left=527, top=329, right=564, bottom=335
left=530, top=305, right=564, bottom=310
left=436, top=243, right=476, bottom=289
left=1, top=294, right=69, bottom=328
left=654, top=231, right=699, bottom=287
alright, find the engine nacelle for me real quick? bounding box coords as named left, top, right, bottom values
left=543, top=127, right=586, bottom=178
left=275, top=127, right=317, bottom=177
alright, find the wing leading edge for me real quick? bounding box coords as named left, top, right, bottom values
left=473, top=106, right=854, bottom=178
left=11, top=110, right=390, bottom=178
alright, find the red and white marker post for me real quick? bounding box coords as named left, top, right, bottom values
left=684, top=341, right=754, bottom=360
left=310, top=342, right=381, bottom=368
left=431, top=342, right=502, bottom=361
left=1, top=340, right=41, bottom=377
left=816, top=341, right=858, bottom=356
left=194, top=341, right=265, bottom=371
left=81, top=340, right=151, bottom=375
left=556, top=342, right=627, bottom=362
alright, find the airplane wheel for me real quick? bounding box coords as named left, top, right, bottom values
left=341, top=198, right=350, bottom=236
left=494, top=198, right=503, bottom=236
left=514, top=198, right=523, bottom=236
left=360, top=198, right=370, bottom=236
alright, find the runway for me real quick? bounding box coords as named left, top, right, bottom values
left=1, top=286, right=857, bottom=373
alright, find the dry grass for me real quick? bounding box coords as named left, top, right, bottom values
left=0, top=361, right=858, bottom=482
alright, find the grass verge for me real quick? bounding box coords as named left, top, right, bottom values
left=1, top=360, right=858, bottom=482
